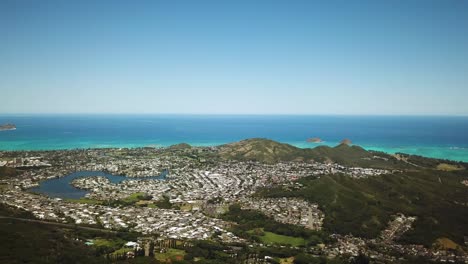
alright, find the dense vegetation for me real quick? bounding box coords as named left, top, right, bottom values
left=0, top=166, right=18, bottom=178
left=219, top=138, right=411, bottom=169
left=152, top=195, right=174, bottom=209
left=0, top=204, right=349, bottom=264
left=182, top=240, right=351, bottom=264
left=257, top=171, right=468, bottom=246
left=0, top=204, right=157, bottom=263
left=396, top=152, right=468, bottom=168
left=220, top=138, right=468, bottom=171
left=0, top=204, right=103, bottom=264
left=221, top=204, right=327, bottom=246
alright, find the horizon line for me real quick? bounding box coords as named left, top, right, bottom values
left=1, top=112, right=468, bottom=117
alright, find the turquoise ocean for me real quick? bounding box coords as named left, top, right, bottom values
left=1, top=114, right=468, bottom=162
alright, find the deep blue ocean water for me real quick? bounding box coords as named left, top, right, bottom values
left=1, top=114, right=468, bottom=161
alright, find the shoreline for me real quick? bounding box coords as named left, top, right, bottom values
left=1, top=140, right=468, bottom=162
left=2, top=115, right=468, bottom=161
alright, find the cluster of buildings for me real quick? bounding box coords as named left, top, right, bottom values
left=0, top=157, right=51, bottom=168
left=0, top=187, right=239, bottom=242
left=68, top=159, right=390, bottom=212
left=323, top=214, right=468, bottom=263
left=383, top=243, right=467, bottom=263
left=1, top=146, right=466, bottom=263
left=240, top=198, right=324, bottom=230
left=329, top=164, right=393, bottom=179
left=462, top=179, right=468, bottom=187
left=324, top=234, right=367, bottom=258
left=379, top=214, right=417, bottom=242
left=0, top=146, right=392, bottom=247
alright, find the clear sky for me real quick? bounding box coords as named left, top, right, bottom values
left=1, top=0, right=468, bottom=115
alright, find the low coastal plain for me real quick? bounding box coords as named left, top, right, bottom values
left=1, top=138, right=467, bottom=263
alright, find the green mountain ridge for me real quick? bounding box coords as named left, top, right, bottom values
left=219, top=139, right=468, bottom=247
left=257, top=170, right=468, bottom=246
left=219, top=138, right=410, bottom=169
left=219, top=138, right=468, bottom=170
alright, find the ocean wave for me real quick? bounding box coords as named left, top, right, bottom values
left=449, top=146, right=468, bottom=150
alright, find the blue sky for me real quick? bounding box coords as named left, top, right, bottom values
left=1, top=0, right=467, bottom=115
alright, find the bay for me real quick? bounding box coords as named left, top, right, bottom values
left=1, top=114, right=468, bottom=161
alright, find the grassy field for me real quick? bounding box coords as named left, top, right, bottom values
left=279, top=257, right=295, bottom=264
left=121, top=192, right=147, bottom=203
left=436, top=163, right=465, bottom=171
left=66, top=192, right=151, bottom=207
left=91, top=237, right=125, bottom=248
left=111, top=247, right=134, bottom=257
left=433, top=237, right=462, bottom=250
left=249, top=229, right=307, bottom=246
left=66, top=197, right=103, bottom=205
left=155, top=248, right=186, bottom=262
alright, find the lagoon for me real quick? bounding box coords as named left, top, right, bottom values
left=29, top=170, right=167, bottom=199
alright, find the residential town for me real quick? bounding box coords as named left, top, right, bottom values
left=0, top=146, right=467, bottom=263
left=240, top=198, right=324, bottom=231
left=0, top=187, right=239, bottom=242
left=324, top=214, right=467, bottom=263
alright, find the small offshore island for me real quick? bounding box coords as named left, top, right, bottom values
left=306, top=137, right=323, bottom=143
left=0, top=138, right=467, bottom=263
left=0, top=123, right=16, bottom=131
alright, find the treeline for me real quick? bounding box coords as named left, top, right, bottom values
left=0, top=217, right=103, bottom=263
left=221, top=204, right=327, bottom=246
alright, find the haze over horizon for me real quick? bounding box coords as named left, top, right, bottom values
left=1, top=0, right=468, bottom=115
